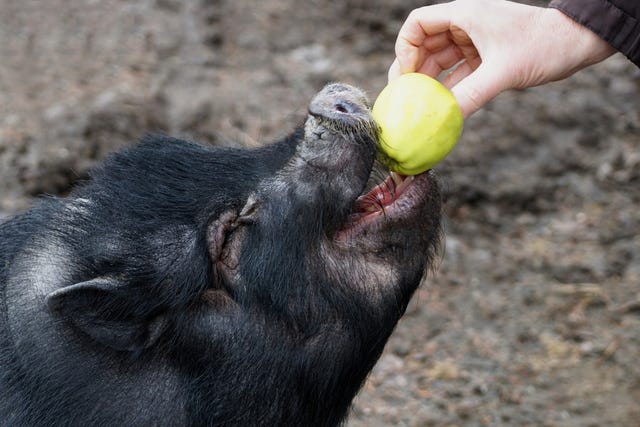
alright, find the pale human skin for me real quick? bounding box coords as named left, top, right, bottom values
left=388, top=0, right=617, bottom=117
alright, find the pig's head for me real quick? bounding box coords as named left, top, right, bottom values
left=2, top=84, right=442, bottom=426
left=211, top=83, right=441, bottom=326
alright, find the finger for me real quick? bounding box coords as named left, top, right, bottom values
left=387, top=58, right=402, bottom=82
left=421, top=31, right=454, bottom=53
left=415, top=44, right=464, bottom=77
left=394, top=3, right=456, bottom=73
left=451, top=64, right=505, bottom=117
left=441, top=55, right=481, bottom=88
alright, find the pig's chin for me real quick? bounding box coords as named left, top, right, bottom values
left=334, top=169, right=436, bottom=243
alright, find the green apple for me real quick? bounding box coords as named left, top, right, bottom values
left=372, top=73, right=464, bottom=175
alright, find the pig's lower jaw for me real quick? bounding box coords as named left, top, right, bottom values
left=335, top=170, right=436, bottom=242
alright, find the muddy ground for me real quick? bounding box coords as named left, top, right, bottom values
left=1, top=0, right=639, bottom=425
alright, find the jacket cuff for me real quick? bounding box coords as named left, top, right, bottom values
left=549, top=0, right=640, bottom=67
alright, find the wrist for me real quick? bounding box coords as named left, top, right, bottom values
left=542, top=8, right=616, bottom=79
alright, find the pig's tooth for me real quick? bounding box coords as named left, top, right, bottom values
left=390, top=171, right=403, bottom=186
left=396, top=174, right=415, bottom=194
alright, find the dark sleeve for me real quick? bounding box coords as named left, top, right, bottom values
left=548, top=0, right=640, bottom=67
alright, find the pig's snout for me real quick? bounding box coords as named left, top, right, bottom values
left=308, top=83, right=372, bottom=122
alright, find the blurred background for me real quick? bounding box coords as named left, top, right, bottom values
left=1, top=0, right=639, bottom=425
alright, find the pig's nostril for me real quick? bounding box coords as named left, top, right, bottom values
left=334, top=101, right=356, bottom=114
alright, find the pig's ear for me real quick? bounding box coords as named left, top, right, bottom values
left=45, top=278, right=166, bottom=352
left=238, top=193, right=261, bottom=223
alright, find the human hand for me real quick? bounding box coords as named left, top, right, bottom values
left=389, top=0, right=616, bottom=117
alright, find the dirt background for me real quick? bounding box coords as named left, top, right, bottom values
left=1, top=0, right=639, bottom=425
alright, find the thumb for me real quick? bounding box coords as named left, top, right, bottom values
left=451, top=65, right=506, bottom=117
left=387, top=59, right=402, bottom=82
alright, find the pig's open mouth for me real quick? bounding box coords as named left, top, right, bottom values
left=337, top=169, right=434, bottom=239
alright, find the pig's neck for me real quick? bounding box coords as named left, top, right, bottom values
left=185, top=318, right=393, bottom=426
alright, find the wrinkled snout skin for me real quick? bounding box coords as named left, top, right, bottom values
left=0, top=84, right=442, bottom=427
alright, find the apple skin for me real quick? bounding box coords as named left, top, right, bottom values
left=372, top=73, right=464, bottom=175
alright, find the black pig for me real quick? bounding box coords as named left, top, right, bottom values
left=0, top=84, right=442, bottom=426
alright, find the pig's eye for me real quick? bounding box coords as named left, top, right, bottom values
left=201, top=288, right=236, bottom=309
